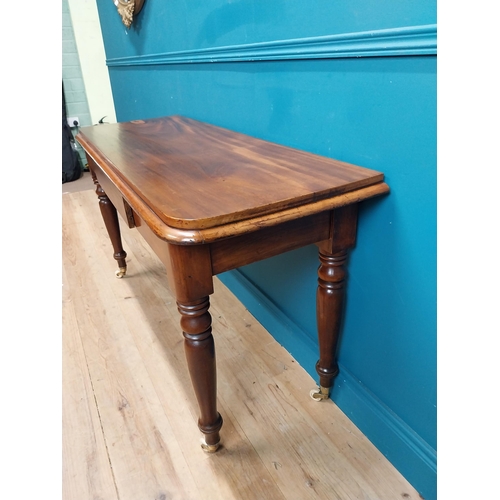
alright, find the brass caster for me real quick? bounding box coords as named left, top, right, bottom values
left=115, top=267, right=127, bottom=279
left=310, top=385, right=330, bottom=402
left=200, top=438, right=220, bottom=453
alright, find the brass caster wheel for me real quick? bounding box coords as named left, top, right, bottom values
left=115, top=267, right=127, bottom=279
left=200, top=438, right=220, bottom=453
left=310, top=385, right=330, bottom=402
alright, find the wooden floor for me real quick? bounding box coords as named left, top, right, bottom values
left=62, top=186, right=421, bottom=500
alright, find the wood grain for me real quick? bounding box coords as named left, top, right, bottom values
left=62, top=264, right=118, bottom=500
left=63, top=190, right=420, bottom=500
left=77, top=116, right=385, bottom=230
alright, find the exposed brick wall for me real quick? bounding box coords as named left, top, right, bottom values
left=62, top=0, right=91, bottom=169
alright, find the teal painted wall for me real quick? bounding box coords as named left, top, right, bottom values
left=96, top=2, right=436, bottom=498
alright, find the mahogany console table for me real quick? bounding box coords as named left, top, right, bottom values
left=76, top=116, right=389, bottom=453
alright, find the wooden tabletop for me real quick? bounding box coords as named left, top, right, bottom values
left=77, top=116, right=385, bottom=231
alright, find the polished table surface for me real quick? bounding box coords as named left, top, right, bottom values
left=77, top=115, right=389, bottom=452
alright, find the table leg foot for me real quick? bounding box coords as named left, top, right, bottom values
left=310, top=385, right=330, bottom=402
left=115, top=267, right=127, bottom=279
left=200, top=438, right=220, bottom=453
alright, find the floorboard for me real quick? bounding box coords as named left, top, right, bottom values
left=62, top=187, right=420, bottom=500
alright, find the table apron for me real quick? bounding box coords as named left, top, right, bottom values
left=210, top=212, right=331, bottom=274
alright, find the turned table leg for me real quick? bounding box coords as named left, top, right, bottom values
left=311, top=249, right=348, bottom=400
left=311, top=204, right=358, bottom=401
left=178, top=297, right=223, bottom=452
left=165, top=244, right=222, bottom=452
left=90, top=168, right=127, bottom=278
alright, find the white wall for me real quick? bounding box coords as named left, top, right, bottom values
left=67, top=0, right=117, bottom=124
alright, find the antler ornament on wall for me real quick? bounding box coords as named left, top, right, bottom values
left=114, top=0, right=145, bottom=28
